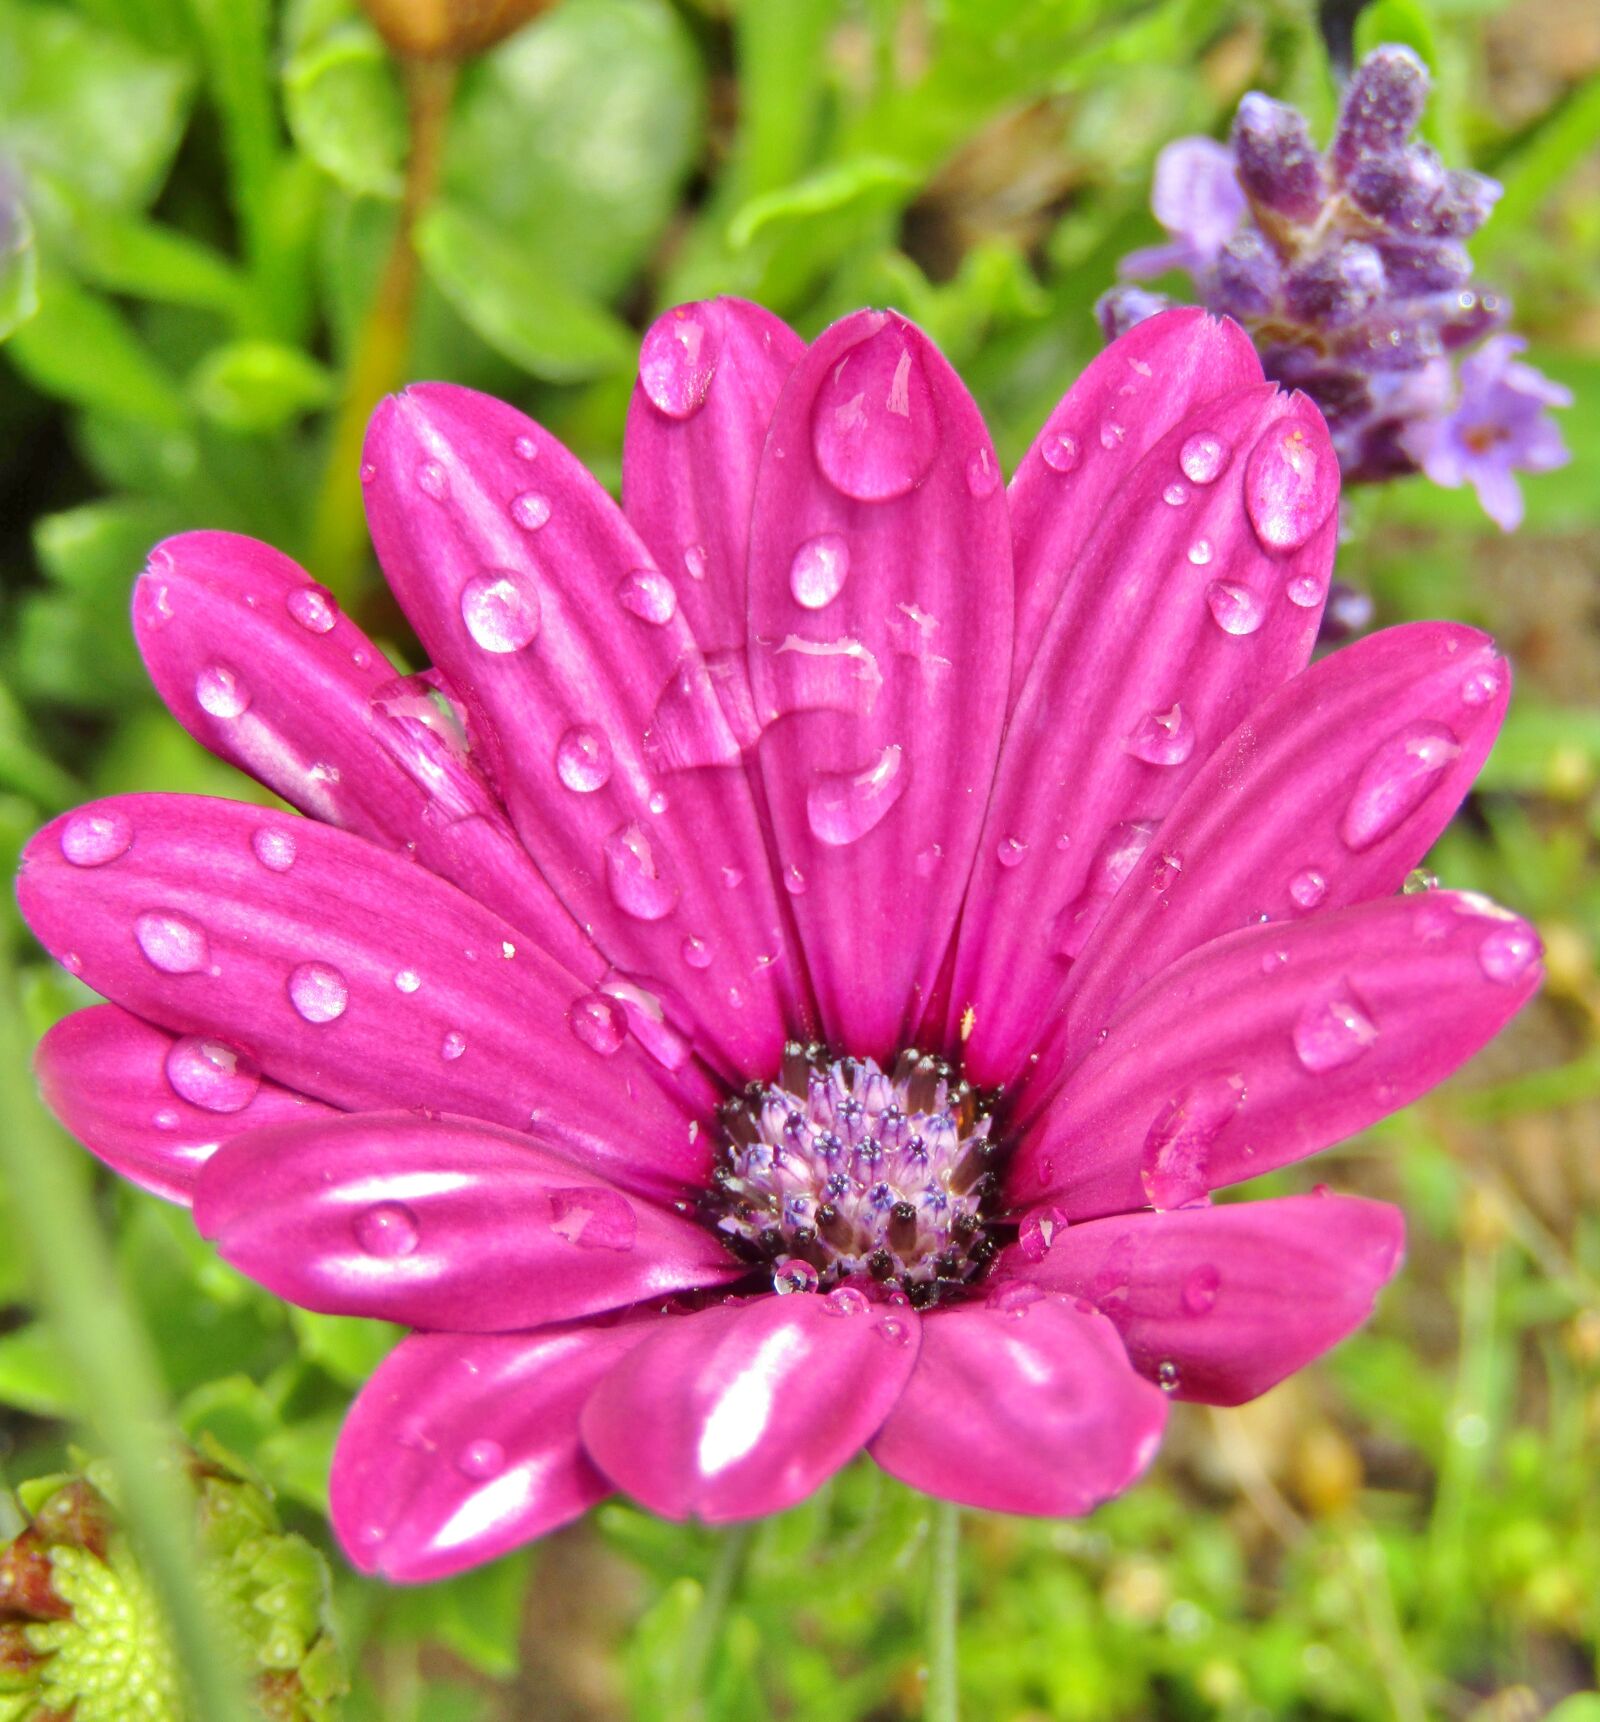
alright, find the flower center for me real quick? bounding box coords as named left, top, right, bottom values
left=709, top=1044, right=1005, bottom=1307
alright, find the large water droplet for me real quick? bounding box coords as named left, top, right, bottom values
left=353, top=1202, right=419, bottom=1258
left=1140, top=1072, right=1245, bottom=1208
left=681, top=934, right=712, bottom=970
left=1188, top=538, right=1214, bottom=566
left=195, top=664, right=250, bottom=719
left=510, top=491, right=551, bottom=532
left=60, top=809, right=132, bottom=868
left=1292, top=987, right=1378, bottom=1072
left=165, top=1036, right=260, bottom=1113
left=556, top=727, right=613, bottom=794
left=965, top=446, right=999, bottom=497
left=394, top=968, right=421, bottom=993
left=1478, top=921, right=1539, bottom=984
left=1244, top=417, right=1336, bottom=551
left=811, top=321, right=938, bottom=502
left=287, top=585, right=338, bottom=634
left=460, top=569, right=541, bottom=653
left=617, top=568, right=677, bottom=625
left=1182, top=1263, right=1220, bottom=1315
left=135, top=910, right=210, bottom=975
left=513, top=434, right=538, bottom=462
left=251, top=827, right=297, bottom=872
left=1124, top=703, right=1196, bottom=766
left=1205, top=581, right=1263, bottom=635
left=1018, top=1206, right=1069, bottom=1263
left=1179, top=433, right=1228, bottom=484
left=441, top=1029, right=466, bottom=1061
left=1339, top=721, right=1461, bottom=851
left=416, top=461, right=448, bottom=500
left=1460, top=662, right=1503, bottom=707
left=775, top=1258, right=819, bottom=1294
left=1285, top=571, right=1325, bottom=608
left=789, top=533, right=850, bottom=610
left=1157, top=1360, right=1181, bottom=1392
left=996, top=836, right=1029, bottom=870
left=1288, top=868, right=1327, bottom=910
left=570, top=992, right=627, bottom=1055
left=456, top=1438, right=506, bottom=1480
left=821, top=1285, right=870, bottom=1318
left=287, top=961, right=349, bottom=1023
left=639, top=305, right=720, bottom=420
left=603, top=824, right=679, bottom=920
left=806, top=744, right=907, bottom=846
left=1041, top=430, right=1080, bottom=473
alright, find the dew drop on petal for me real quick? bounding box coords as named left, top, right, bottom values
left=509, top=491, right=551, bottom=532
left=1163, top=481, right=1188, bottom=506
left=1460, top=662, right=1503, bottom=707
left=456, top=1438, right=506, bottom=1480
left=287, top=961, right=349, bottom=1023
left=1018, top=1206, right=1069, bottom=1263
left=1179, top=433, right=1228, bottom=484
left=1157, top=1360, right=1181, bottom=1392
left=571, top=992, right=627, bottom=1055
left=789, top=533, right=850, bottom=610
left=617, top=568, right=677, bottom=625
left=1188, top=538, right=1214, bottom=566
left=1041, top=430, right=1081, bottom=473
left=639, top=306, right=720, bottom=420
left=1292, top=987, right=1378, bottom=1072
left=135, top=910, right=210, bottom=975
left=681, top=935, right=712, bottom=970
left=996, top=836, right=1029, bottom=869
left=1124, top=703, right=1196, bottom=766
left=821, top=1285, right=869, bottom=1318
left=556, top=726, right=613, bottom=793
left=513, top=434, right=538, bottom=462
left=1140, top=1072, right=1245, bottom=1208
left=1289, top=868, right=1327, bottom=910
left=61, top=810, right=132, bottom=868
left=359, top=460, right=376, bottom=486
left=287, top=585, right=338, bottom=634
left=783, top=864, right=807, bottom=896
left=1244, top=418, right=1335, bottom=552
left=683, top=543, right=708, bottom=581
left=441, top=1030, right=466, bottom=1061
left=416, top=461, right=448, bottom=499
left=1478, top=921, right=1539, bottom=984
left=1099, top=420, right=1126, bottom=450
left=603, top=823, right=679, bottom=920
left=251, top=827, right=297, bottom=872
left=460, top=569, right=540, bottom=653
left=1205, top=581, right=1263, bottom=635
left=965, top=447, right=999, bottom=497
left=195, top=664, right=250, bottom=719
left=1286, top=571, right=1325, bottom=608
left=875, top=1313, right=914, bottom=1346
left=394, top=968, right=421, bottom=993
left=811, top=322, right=938, bottom=503
left=806, top=744, right=908, bottom=846
left=992, top=1281, right=1045, bottom=1318
left=353, top=1202, right=419, bottom=1258
left=164, top=1036, right=260, bottom=1113
left=1339, top=721, right=1461, bottom=851
left=775, top=1258, right=819, bottom=1294
left=1182, top=1263, right=1220, bottom=1315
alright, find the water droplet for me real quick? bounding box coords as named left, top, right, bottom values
left=648, top=790, right=668, bottom=816
left=639, top=306, right=720, bottom=419
left=875, top=1313, right=914, bottom=1346
left=441, top=1030, right=466, bottom=1061
left=821, top=1285, right=870, bottom=1318
left=722, top=866, right=744, bottom=890
left=783, top=864, right=807, bottom=896
left=456, top=1438, right=506, bottom=1480
left=417, top=461, right=449, bottom=500
left=359, top=460, right=376, bottom=486
left=287, top=961, right=349, bottom=1023
left=510, top=491, right=551, bottom=531
left=1478, top=922, right=1539, bottom=984
left=603, top=823, right=679, bottom=920
left=806, top=744, right=908, bottom=846
left=617, top=568, right=677, bottom=625
left=1018, top=1206, right=1069, bottom=1263
left=789, top=533, right=850, bottom=610
left=681, top=935, right=712, bottom=969
left=556, top=726, right=613, bottom=793
left=165, top=1036, right=260, bottom=1113
left=1289, top=868, right=1327, bottom=910
left=681, top=543, right=708, bottom=583
left=992, top=1281, right=1045, bottom=1318
left=394, top=968, right=421, bottom=992
left=1460, top=662, right=1503, bottom=707
left=1140, top=1072, right=1245, bottom=1208
left=1157, top=1360, right=1181, bottom=1392
left=1181, top=1264, right=1220, bottom=1315
left=353, top=1202, right=419, bottom=1258
left=1124, top=703, right=1196, bottom=766
left=997, top=836, right=1029, bottom=869
left=1293, top=987, right=1378, bottom=1072
left=460, top=570, right=540, bottom=653
left=513, top=434, right=538, bottom=461
left=1041, top=430, right=1081, bottom=473
left=251, top=827, right=297, bottom=872
left=1244, top=418, right=1335, bottom=551
left=1179, top=433, right=1228, bottom=484
left=775, top=1259, right=819, bottom=1294
left=915, top=844, right=942, bottom=877
left=965, top=447, right=999, bottom=496
left=811, top=321, right=938, bottom=502
left=1206, top=581, right=1264, bottom=636
left=195, top=664, right=250, bottom=719
left=1163, top=481, right=1188, bottom=506
left=1339, top=722, right=1461, bottom=850
left=1151, top=851, right=1183, bottom=892
left=1188, top=538, right=1214, bottom=566
left=1286, top=571, right=1325, bottom=608
left=1099, top=420, right=1126, bottom=450
left=287, top=585, right=338, bottom=634
left=134, top=910, right=210, bottom=975
left=571, top=992, right=627, bottom=1055
left=60, top=809, right=132, bottom=868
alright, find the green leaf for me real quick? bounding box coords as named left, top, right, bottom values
left=287, top=1308, right=402, bottom=1387
left=1484, top=74, right=1600, bottom=250
left=186, top=0, right=280, bottom=263
left=258, top=1413, right=343, bottom=1513
left=1352, top=0, right=1437, bottom=72
left=0, top=1323, right=80, bottom=1417
left=0, top=185, right=39, bottom=341
left=282, top=5, right=406, bottom=202
left=0, top=0, right=193, bottom=211
left=728, top=157, right=920, bottom=251
left=415, top=203, right=635, bottom=382
left=190, top=337, right=334, bottom=431
left=387, top=1552, right=536, bottom=1679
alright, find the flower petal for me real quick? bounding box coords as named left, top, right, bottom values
left=1035, top=622, right=1508, bottom=1117
left=996, top=1194, right=1405, bottom=1405
left=35, top=1005, right=332, bottom=1205
left=134, top=530, right=601, bottom=981
left=363, top=382, right=808, bottom=1083
left=331, top=1324, right=639, bottom=1582
left=624, top=298, right=804, bottom=654
left=193, top=1111, right=741, bottom=1330
left=18, top=794, right=709, bottom=1201
left=744, top=310, right=1013, bottom=1059
left=1008, top=891, right=1542, bottom=1215
left=579, top=1290, right=921, bottom=1521
left=952, top=383, right=1339, bottom=1087
left=868, top=1292, right=1166, bottom=1514
left=1008, top=308, right=1261, bottom=687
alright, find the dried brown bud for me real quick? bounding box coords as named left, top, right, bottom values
left=359, top=0, right=559, bottom=61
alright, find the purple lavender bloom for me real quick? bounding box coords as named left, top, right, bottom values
left=1401, top=335, right=1573, bottom=530
left=1103, top=45, right=1569, bottom=519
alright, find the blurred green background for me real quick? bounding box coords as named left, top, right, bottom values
left=1, top=0, right=1598, bottom=1717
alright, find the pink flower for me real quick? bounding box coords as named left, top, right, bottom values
left=18, top=302, right=1539, bottom=1581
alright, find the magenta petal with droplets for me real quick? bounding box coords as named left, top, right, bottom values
left=869, top=1293, right=1167, bottom=1514
left=193, top=1112, right=743, bottom=1330
left=580, top=1290, right=920, bottom=1522
left=36, top=1005, right=333, bottom=1204
left=995, top=1194, right=1405, bottom=1404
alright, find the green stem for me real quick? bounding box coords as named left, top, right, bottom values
left=0, top=955, right=254, bottom=1721
left=674, top=1521, right=755, bottom=1721
left=924, top=1499, right=961, bottom=1722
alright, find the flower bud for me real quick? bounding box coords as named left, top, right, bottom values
left=359, top=0, right=557, bottom=61
left=1232, top=93, right=1323, bottom=222
left=1332, top=44, right=1430, bottom=179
